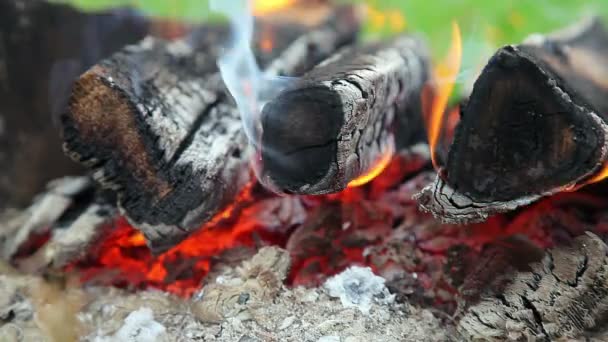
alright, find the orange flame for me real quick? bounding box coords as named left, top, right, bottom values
left=586, top=163, right=608, bottom=184
left=428, top=22, right=462, bottom=169
left=348, top=150, right=394, bottom=187
left=253, top=0, right=295, bottom=16
left=259, top=25, right=275, bottom=53
left=564, top=162, right=608, bottom=192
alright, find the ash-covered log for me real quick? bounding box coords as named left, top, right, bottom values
left=459, top=233, right=608, bottom=340
left=62, top=6, right=361, bottom=252
left=260, top=35, right=430, bottom=194
left=0, top=0, right=148, bottom=211
left=417, top=17, right=608, bottom=223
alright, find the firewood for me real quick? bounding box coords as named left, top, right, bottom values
left=0, top=176, right=115, bottom=262
left=260, top=35, right=430, bottom=194
left=417, top=17, right=608, bottom=223
left=62, top=7, right=361, bottom=253
left=0, top=0, right=148, bottom=210
left=459, top=233, right=608, bottom=340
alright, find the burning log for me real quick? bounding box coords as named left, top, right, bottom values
left=260, top=35, right=431, bottom=194
left=62, top=7, right=361, bottom=252
left=0, top=0, right=148, bottom=210
left=417, top=17, right=608, bottom=223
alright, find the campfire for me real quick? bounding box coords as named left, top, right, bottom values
left=2, top=0, right=608, bottom=341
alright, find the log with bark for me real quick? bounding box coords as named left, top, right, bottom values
left=0, top=0, right=148, bottom=211
left=62, top=6, right=361, bottom=252
left=417, top=17, right=608, bottom=223
left=259, top=35, right=431, bottom=194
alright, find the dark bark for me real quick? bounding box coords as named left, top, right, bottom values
left=417, top=17, right=608, bottom=223
left=62, top=7, right=360, bottom=253
left=260, top=35, right=430, bottom=194
left=0, top=0, right=148, bottom=210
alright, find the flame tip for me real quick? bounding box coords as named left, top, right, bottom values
left=348, top=150, right=394, bottom=188
left=427, top=22, right=463, bottom=170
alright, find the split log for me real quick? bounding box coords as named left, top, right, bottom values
left=260, top=35, right=430, bottom=194
left=62, top=6, right=361, bottom=252
left=0, top=0, right=148, bottom=210
left=417, top=17, right=608, bottom=223
left=459, top=233, right=608, bottom=340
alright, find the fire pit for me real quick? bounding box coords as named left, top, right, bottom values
left=2, top=0, right=608, bottom=341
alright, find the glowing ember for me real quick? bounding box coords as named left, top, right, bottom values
left=259, top=26, right=275, bottom=53
left=348, top=151, right=394, bottom=188
left=427, top=22, right=462, bottom=170
left=57, top=149, right=599, bottom=308
left=67, top=184, right=259, bottom=297
left=253, top=0, right=295, bottom=16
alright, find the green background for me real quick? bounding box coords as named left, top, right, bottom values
left=53, top=0, right=607, bottom=47
left=53, top=0, right=608, bottom=82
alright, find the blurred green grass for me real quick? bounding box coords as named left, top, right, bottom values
left=54, top=0, right=608, bottom=60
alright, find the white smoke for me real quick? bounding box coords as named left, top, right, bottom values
left=210, top=0, right=292, bottom=147
left=210, top=0, right=263, bottom=146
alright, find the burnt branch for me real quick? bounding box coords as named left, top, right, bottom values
left=62, top=7, right=361, bottom=253
left=260, top=35, right=430, bottom=194
left=459, top=233, right=608, bottom=340
left=417, top=17, right=608, bottom=223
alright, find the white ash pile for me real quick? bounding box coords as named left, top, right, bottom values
left=0, top=247, right=452, bottom=342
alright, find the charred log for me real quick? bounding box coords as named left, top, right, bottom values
left=62, top=7, right=361, bottom=252
left=459, top=233, right=608, bottom=340
left=0, top=176, right=115, bottom=264
left=0, top=0, right=148, bottom=211
left=417, top=17, right=608, bottom=223
left=260, top=35, right=430, bottom=194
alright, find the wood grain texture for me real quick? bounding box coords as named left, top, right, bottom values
left=63, top=7, right=360, bottom=252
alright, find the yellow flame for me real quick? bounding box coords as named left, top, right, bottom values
left=253, top=0, right=295, bottom=15
left=365, top=4, right=407, bottom=33
left=585, top=163, right=608, bottom=184
left=348, top=151, right=394, bottom=188
left=428, top=22, right=462, bottom=169
left=564, top=162, right=608, bottom=192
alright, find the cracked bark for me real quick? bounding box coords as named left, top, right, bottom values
left=458, top=233, right=608, bottom=341
left=416, top=17, right=608, bottom=223
left=260, top=35, right=431, bottom=194
left=62, top=7, right=361, bottom=253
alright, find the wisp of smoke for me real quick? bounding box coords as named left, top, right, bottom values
left=210, top=0, right=292, bottom=147
left=211, top=0, right=297, bottom=193
left=210, top=0, right=262, bottom=146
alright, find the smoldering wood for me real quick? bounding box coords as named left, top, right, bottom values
left=18, top=202, right=117, bottom=272
left=260, top=35, right=430, bottom=195
left=0, top=176, right=101, bottom=260
left=458, top=233, right=608, bottom=340
left=417, top=17, right=608, bottom=223
left=63, top=7, right=361, bottom=253
left=0, top=0, right=148, bottom=211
